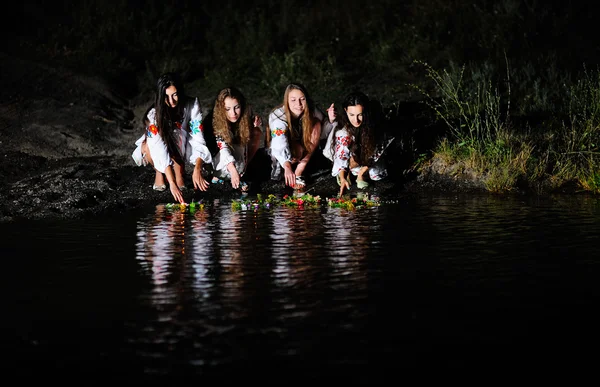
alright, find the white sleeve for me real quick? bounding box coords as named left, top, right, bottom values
left=213, top=136, right=236, bottom=171
left=132, top=134, right=145, bottom=166
left=268, top=111, right=292, bottom=167
left=331, top=128, right=351, bottom=177
left=322, top=125, right=336, bottom=161
left=187, top=98, right=213, bottom=166
left=144, top=108, right=171, bottom=174
left=321, top=120, right=337, bottom=141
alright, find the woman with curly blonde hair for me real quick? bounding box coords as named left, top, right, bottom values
left=211, top=87, right=262, bottom=192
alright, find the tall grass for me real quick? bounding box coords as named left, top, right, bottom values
left=550, top=67, right=600, bottom=192
left=411, top=58, right=600, bottom=193
left=410, top=60, right=536, bottom=192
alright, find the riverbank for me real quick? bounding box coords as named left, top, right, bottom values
left=0, top=52, right=572, bottom=223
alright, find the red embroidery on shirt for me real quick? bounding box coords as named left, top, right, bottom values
left=271, top=128, right=285, bottom=137
left=148, top=124, right=158, bottom=135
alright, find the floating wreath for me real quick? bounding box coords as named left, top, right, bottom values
left=326, top=194, right=380, bottom=209
left=165, top=200, right=205, bottom=212
left=231, top=193, right=322, bottom=211
left=165, top=193, right=382, bottom=212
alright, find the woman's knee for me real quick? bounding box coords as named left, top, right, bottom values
left=141, top=141, right=155, bottom=166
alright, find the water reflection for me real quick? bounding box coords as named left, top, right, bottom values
left=9, top=194, right=600, bottom=379
left=133, top=201, right=383, bottom=322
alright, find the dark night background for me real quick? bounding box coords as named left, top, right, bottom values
left=7, top=0, right=600, bottom=112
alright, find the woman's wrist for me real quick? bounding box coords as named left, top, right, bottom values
left=227, top=161, right=237, bottom=173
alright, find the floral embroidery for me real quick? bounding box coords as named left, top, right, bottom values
left=337, top=134, right=351, bottom=147
left=190, top=119, right=203, bottom=134
left=175, top=121, right=182, bottom=129
left=217, top=140, right=226, bottom=150
left=271, top=127, right=286, bottom=137
left=147, top=124, right=158, bottom=137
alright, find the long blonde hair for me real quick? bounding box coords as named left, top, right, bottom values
left=267, top=83, right=318, bottom=155
left=212, top=87, right=251, bottom=146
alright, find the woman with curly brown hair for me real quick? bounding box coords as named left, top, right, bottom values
left=210, top=87, right=262, bottom=192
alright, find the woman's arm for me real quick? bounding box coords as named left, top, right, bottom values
left=295, top=120, right=322, bottom=177
left=143, top=108, right=172, bottom=173
left=331, top=128, right=352, bottom=177
left=192, top=157, right=209, bottom=191
left=164, top=165, right=185, bottom=203
left=187, top=98, right=213, bottom=167
left=268, top=109, right=295, bottom=187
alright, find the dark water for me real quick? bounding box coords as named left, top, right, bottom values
left=4, top=193, right=600, bottom=380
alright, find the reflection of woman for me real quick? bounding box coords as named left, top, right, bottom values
left=132, top=72, right=213, bottom=203
left=211, top=87, right=262, bottom=192
left=267, top=83, right=334, bottom=189
left=323, top=91, right=393, bottom=196
left=135, top=204, right=185, bottom=288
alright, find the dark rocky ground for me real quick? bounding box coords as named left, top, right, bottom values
left=0, top=52, right=486, bottom=222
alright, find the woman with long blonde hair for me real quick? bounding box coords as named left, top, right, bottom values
left=267, top=83, right=334, bottom=189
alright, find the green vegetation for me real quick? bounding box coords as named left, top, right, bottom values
left=12, top=0, right=600, bottom=193
left=411, top=60, right=600, bottom=193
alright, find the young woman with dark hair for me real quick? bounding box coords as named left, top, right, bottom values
left=132, top=72, right=213, bottom=203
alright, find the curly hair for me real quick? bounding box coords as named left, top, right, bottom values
left=331, top=91, right=376, bottom=166
left=212, top=87, right=251, bottom=146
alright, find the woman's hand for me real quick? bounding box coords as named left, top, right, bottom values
left=164, top=165, right=186, bottom=203
left=193, top=170, right=209, bottom=191
left=339, top=171, right=351, bottom=196
left=192, top=161, right=210, bottom=191
left=170, top=185, right=186, bottom=204
left=227, top=162, right=240, bottom=189
left=295, top=160, right=307, bottom=179
left=283, top=161, right=296, bottom=188
left=327, top=103, right=336, bottom=123
left=253, top=115, right=262, bottom=128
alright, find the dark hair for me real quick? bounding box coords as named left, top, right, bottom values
left=332, top=91, right=376, bottom=165
left=142, top=72, right=188, bottom=162
left=155, top=72, right=186, bottom=135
